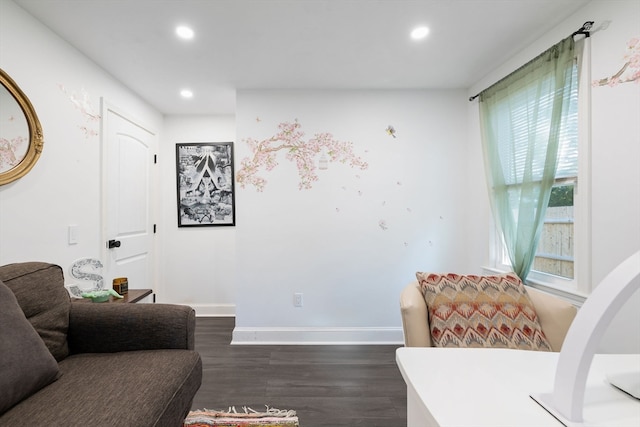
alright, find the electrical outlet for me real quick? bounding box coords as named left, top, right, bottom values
left=293, top=292, right=303, bottom=307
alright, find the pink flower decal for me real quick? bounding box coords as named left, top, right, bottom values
left=0, top=136, right=27, bottom=170
left=236, top=120, right=368, bottom=191
left=593, top=36, right=640, bottom=86
left=59, top=84, right=101, bottom=138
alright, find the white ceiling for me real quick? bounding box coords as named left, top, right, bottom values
left=14, top=0, right=591, bottom=115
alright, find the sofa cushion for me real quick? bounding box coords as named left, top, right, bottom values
left=416, top=272, right=552, bottom=351
left=0, top=262, right=70, bottom=361
left=0, top=350, right=202, bottom=426
left=0, top=280, right=60, bottom=415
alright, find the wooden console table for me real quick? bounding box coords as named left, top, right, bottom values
left=73, top=288, right=154, bottom=303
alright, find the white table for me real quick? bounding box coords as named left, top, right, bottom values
left=396, top=347, right=640, bottom=427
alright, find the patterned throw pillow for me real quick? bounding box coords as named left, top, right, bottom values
left=415, top=272, right=552, bottom=351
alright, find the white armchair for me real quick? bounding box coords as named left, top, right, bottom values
left=400, top=280, right=577, bottom=351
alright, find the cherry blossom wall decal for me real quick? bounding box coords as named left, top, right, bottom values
left=237, top=119, right=368, bottom=191
left=58, top=84, right=101, bottom=139
left=593, top=36, right=640, bottom=86
left=0, top=135, right=27, bottom=171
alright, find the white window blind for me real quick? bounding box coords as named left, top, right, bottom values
left=494, top=64, right=579, bottom=186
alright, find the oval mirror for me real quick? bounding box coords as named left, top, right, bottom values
left=0, top=68, right=44, bottom=185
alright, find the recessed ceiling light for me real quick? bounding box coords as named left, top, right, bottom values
left=180, top=89, right=193, bottom=99
left=411, top=26, right=430, bottom=40
left=176, top=25, right=194, bottom=40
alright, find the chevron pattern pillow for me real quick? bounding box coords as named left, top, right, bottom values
left=416, top=272, right=552, bottom=351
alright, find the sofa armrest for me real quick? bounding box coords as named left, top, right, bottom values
left=68, top=303, right=196, bottom=354
left=527, top=287, right=577, bottom=352
left=400, top=281, right=432, bottom=347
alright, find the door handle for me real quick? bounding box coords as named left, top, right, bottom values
left=107, top=239, right=121, bottom=249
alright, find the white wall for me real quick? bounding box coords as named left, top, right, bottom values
left=158, top=115, right=237, bottom=315
left=467, top=0, right=640, bottom=353
left=2, top=0, right=638, bottom=350
left=0, top=0, right=162, bottom=279
left=588, top=0, right=640, bottom=353
left=232, top=89, right=470, bottom=343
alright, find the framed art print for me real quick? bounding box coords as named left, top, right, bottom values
left=176, top=142, right=235, bottom=227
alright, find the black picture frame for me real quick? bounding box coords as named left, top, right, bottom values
left=176, top=142, right=235, bottom=227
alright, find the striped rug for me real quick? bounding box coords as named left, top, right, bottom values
left=183, top=406, right=299, bottom=427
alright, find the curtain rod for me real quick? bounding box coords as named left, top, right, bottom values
left=468, top=21, right=594, bottom=102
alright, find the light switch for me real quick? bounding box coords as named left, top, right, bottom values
left=68, top=225, right=79, bottom=245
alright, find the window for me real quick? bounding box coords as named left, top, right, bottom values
left=531, top=63, right=578, bottom=281
left=533, top=183, right=575, bottom=280
left=482, top=37, right=591, bottom=301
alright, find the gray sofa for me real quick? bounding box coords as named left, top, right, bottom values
left=0, top=262, right=202, bottom=426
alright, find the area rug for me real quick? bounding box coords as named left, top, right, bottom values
left=183, top=406, right=299, bottom=427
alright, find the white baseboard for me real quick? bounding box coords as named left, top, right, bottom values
left=231, top=326, right=404, bottom=345
left=191, top=303, right=235, bottom=317
left=191, top=308, right=405, bottom=345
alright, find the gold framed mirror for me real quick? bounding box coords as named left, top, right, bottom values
left=0, top=68, right=44, bottom=185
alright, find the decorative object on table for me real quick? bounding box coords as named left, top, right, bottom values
left=70, top=258, right=104, bottom=290
left=532, top=251, right=640, bottom=425
left=64, top=284, right=84, bottom=299
left=176, top=142, right=235, bottom=227
left=183, top=406, right=299, bottom=427
left=81, top=289, right=123, bottom=303
left=0, top=68, right=44, bottom=186
left=112, top=277, right=128, bottom=295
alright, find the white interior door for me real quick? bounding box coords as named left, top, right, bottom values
left=102, top=101, right=157, bottom=290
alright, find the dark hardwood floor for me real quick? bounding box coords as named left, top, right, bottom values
left=191, top=317, right=407, bottom=427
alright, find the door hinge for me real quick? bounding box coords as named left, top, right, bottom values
left=153, top=224, right=157, bottom=234
left=154, top=154, right=157, bottom=164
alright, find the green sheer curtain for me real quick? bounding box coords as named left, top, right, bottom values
left=479, top=36, right=578, bottom=281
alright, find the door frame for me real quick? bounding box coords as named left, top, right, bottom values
left=100, top=99, right=159, bottom=295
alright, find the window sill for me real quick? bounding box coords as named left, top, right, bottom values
left=481, top=266, right=588, bottom=307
